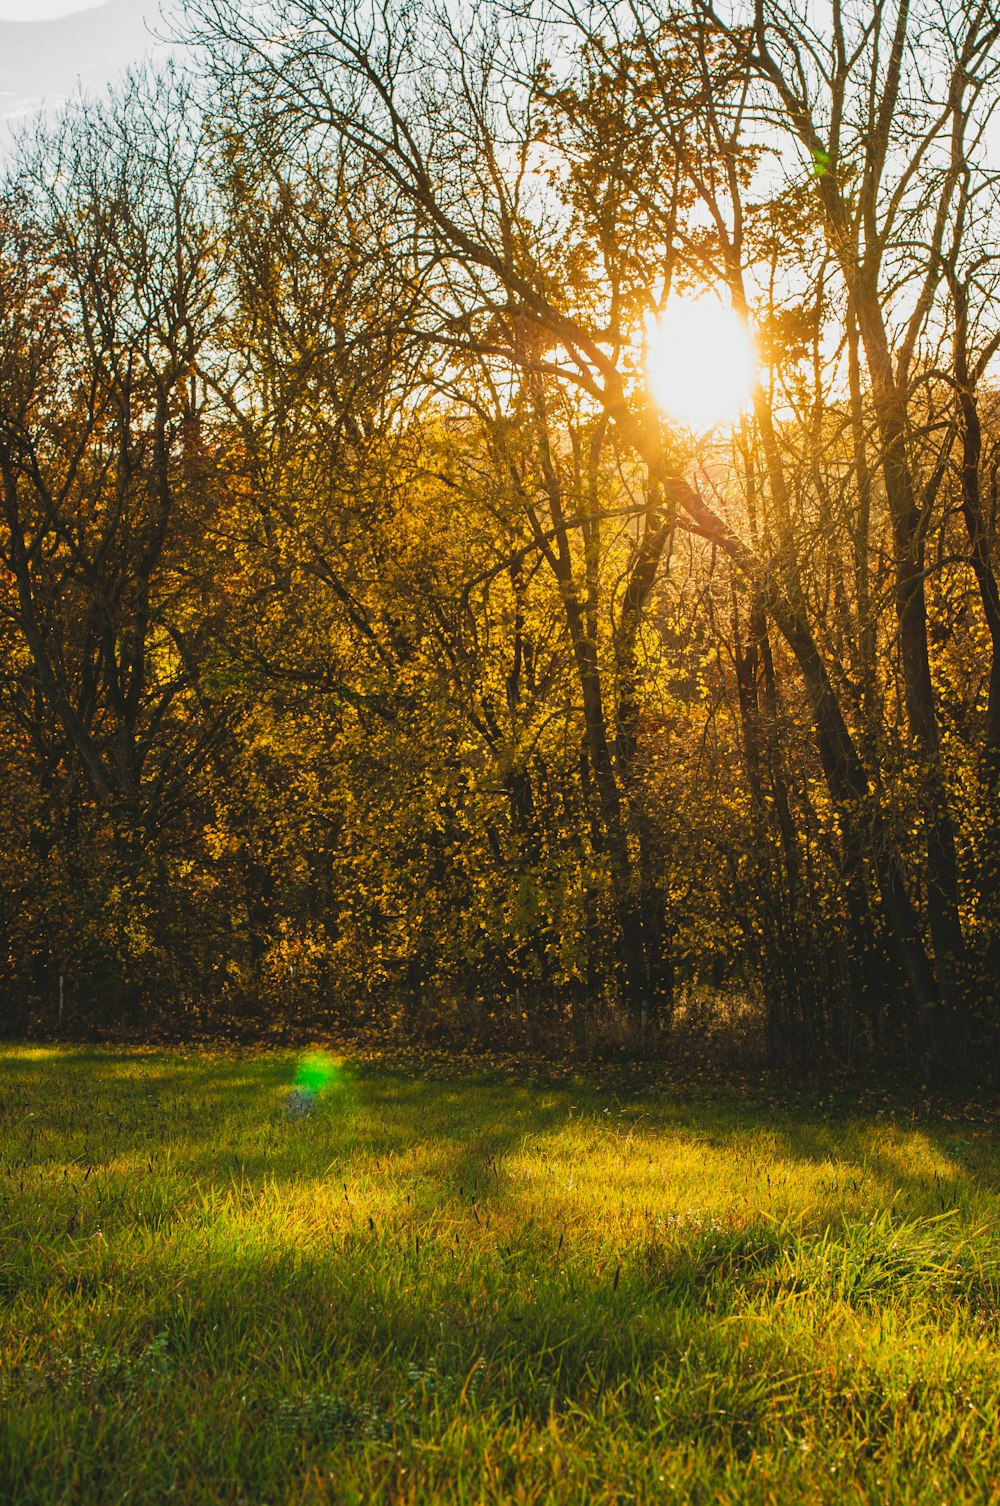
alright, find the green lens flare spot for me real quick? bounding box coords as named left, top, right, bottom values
left=293, top=1050, right=339, bottom=1097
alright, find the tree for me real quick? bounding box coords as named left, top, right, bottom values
left=0, top=73, right=232, bottom=1019
left=183, top=0, right=1000, bottom=1054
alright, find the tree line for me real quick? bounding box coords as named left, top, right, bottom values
left=1, top=0, right=999, bottom=1070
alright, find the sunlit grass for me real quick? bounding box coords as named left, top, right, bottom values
left=2, top=1046, right=999, bottom=1503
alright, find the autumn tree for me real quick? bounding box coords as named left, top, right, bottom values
left=0, top=73, right=234, bottom=1019
left=182, top=0, right=1000, bottom=1057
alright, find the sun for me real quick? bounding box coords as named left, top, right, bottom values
left=645, top=295, right=759, bottom=431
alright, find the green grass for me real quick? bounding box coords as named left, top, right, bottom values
left=2, top=1046, right=999, bottom=1504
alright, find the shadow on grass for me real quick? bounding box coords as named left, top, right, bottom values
left=5, top=1045, right=1000, bottom=1506
left=2, top=1045, right=998, bottom=1213
left=6, top=1181, right=996, bottom=1496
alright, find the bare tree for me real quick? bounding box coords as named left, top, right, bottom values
left=0, top=71, right=223, bottom=831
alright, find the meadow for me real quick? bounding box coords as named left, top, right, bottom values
left=1, top=1045, right=999, bottom=1505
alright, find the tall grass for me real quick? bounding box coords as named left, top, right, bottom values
left=1, top=1046, right=999, bottom=1503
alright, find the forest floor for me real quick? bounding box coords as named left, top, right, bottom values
left=2, top=1045, right=1000, bottom=1505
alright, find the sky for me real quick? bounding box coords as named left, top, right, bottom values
left=0, top=0, right=177, bottom=138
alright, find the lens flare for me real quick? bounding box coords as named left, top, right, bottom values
left=285, top=1050, right=339, bottom=1118
left=295, top=1051, right=337, bottom=1095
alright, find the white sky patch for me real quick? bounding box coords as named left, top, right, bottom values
left=0, top=0, right=177, bottom=146
left=0, top=1, right=110, bottom=17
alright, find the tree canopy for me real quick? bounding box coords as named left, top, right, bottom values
left=2, top=0, right=1000, bottom=1070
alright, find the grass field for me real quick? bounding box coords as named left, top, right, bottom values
left=2, top=1046, right=1000, bottom=1505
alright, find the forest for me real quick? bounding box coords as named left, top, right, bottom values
left=2, top=0, right=999, bottom=1073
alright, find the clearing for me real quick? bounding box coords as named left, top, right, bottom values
left=1, top=1046, right=998, bottom=1504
